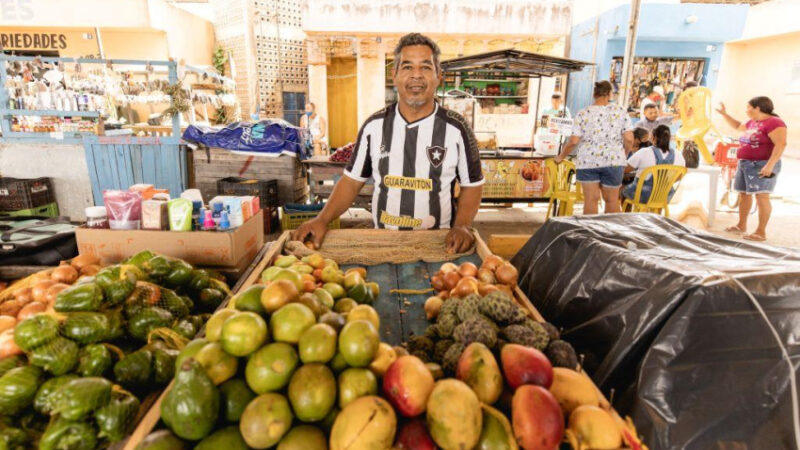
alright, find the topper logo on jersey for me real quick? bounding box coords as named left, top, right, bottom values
left=426, top=145, right=446, bottom=168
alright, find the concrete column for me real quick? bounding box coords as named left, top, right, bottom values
left=308, top=63, right=329, bottom=126
left=357, top=38, right=386, bottom=125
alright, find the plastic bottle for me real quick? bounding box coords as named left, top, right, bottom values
left=202, top=210, right=216, bottom=231
left=211, top=202, right=223, bottom=226
left=219, top=211, right=230, bottom=231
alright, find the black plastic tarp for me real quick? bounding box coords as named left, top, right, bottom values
left=511, top=214, right=800, bottom=449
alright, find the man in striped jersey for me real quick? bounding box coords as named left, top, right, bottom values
left=294, top=33, right=484, bottom=253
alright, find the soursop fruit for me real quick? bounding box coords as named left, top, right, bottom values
left=442, top=342, right=465, bottom=375
left=406, top=335, right=434, bottom=355
left=440, top=298, right=460, bottom=317
left=435, top=313, right=458, bottom=338
left=542, top=322, right=560, bottom=341
left=453, top=316, right=497, bottom=348
left=501, top=324, right=549, bottom=350
left=456, top=295, right=481, bottom=322
left=545, top=339, right=578, bottom=368
left=478, top=291, right=526, bottom=324
left=434, top=339, right=454, bottom=363
left=411, top=350, right=431, bottom=363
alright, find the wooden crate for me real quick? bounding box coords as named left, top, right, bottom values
left=303, top=158, right=373, bottom=209
left=192, top=147, right=308, bottom=206
left=124, top=230, right=638, bottom=449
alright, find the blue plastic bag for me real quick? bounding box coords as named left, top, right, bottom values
left=183, top=120, right=311, bottom=159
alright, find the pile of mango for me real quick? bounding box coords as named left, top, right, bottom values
left=0, top=250, right=230, bottom=449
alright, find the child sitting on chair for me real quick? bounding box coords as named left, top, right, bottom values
left=623, top=125, right=685, bottom=203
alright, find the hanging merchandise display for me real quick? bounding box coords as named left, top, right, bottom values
left=610, top=57, right=705, bottom=112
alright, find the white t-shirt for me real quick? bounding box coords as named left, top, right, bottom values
left=571, top=104, right=633, bottom=169
left=627, top=146, right=686, bottom=178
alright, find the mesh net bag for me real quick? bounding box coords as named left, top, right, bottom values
left=283, top=229, right=476, bottom=265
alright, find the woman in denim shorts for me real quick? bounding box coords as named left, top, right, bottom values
left=716, top=97, right=787, bottom=241
left=556, top=81, right=634, bottom=214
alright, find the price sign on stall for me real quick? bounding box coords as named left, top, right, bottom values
left=547, top=117, right=574, bottom=136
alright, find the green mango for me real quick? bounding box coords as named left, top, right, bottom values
left=128, top=307, right=174, bottom=341
left=174, top=338, right=208, bottom=374
left=34, top=374, right=78, bottom=414
left=230, top=285, right=265, bottom=315
left=39, top=416, right=97, bottom=450
left=105, top=277, right=135, bottom=307
left=160, top=289, right=191, bottom=319
left=219, top=378, right=256, bottom=422
left=0, top=426, right=27, bottom=449
left=13, top=314, right=59, bottom=352
left=161, top=358, right=219, bottom=441
left=146, top=256, right=173, bottom=279
left=94, top=266, right=120, bottom=291
left=125, top=250, right=156, bottom=270
left=347, top=283, right=374, bottom=305
left=60, top=312, right=112, bottom=344
left=197, top=288, right=225, bottom=312
left=134, top=429, right=186, bottom=450
left=114, top=349, right=153, bottom=388
left=0, top=365, right=43, bottom=416
left=51, top=377, right=112, bottom=420
left=29, top=336, right=79, bottom=376
left=0, top=355, right=25, bottom=378
left=54, top=283, right=103, bottom=313
left=164, top=261, right=194, bottom=288
left=195, top=426, right=248, bottom=450
left=95, top=389, right=140, bottom=442
left=77, top=344, right=113, bottom=377
left=188, top=270, right=211, bottom=292
left=153, top=347, right=179, bottom=385
left=105, top=309, right=126, bottom=341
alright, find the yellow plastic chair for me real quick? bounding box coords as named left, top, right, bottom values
left=622, top=165, right=688, bottom=217
left=545, top=159, right=583, bottom=218
left=675, top=87, right=717, bottom=164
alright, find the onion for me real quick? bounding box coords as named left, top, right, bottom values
left=478, top=283, right=499, bottom=296
left=0, top=329, right=23, bottom=359
left=477, top=268, right=497, bottom=285
left=454, top=277, right=479, bottom=297
left=497, top=284, right=514, bottom=298
left=31, top=280, right=57, bottom=303
left=430, top=275, right=445, bottom=291
left=438, top=290, right=450, bottom=299
left=17, top=302, right=46, bottom=321
left=424, top=296, right=443, bottom=320
left=458, top=262, right=478, bottom=278
left=13, top=288, right=33, bottom=304
left=0, top=300, right=24, bottom=318
left=495, top=263, right=519, bottom=286
left=443, top=271, right=461, bottom=290
left=45, top=283, right=70, bottom=306
left=69, top=254, right=100, bottom=271
left=0, top=316, right=16, bottom=334
left=481, top=255, right=504, bottom=273
left=439, top=262, right=458, bottom=274
left=51, top=265, right=79, bottom=284
left=80, top=264, right=101, bottom=277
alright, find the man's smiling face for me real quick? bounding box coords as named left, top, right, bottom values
left=393, top=44, right=441, bottom=109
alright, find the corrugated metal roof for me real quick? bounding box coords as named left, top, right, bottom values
left=440, top=49, right=591, bottom=76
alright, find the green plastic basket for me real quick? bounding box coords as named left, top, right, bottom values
left=0, top=202, right=59, bottom=217
left=280, top=205, right=340, bottom=230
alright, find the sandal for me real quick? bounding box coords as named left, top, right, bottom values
left=725, top=225, right=746, bottom=233
left=743, top=233, right=766, bottom=242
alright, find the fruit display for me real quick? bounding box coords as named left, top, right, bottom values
left=0, top=250, right=230, bottom=448
left=140, top=249, right=643, bottom=450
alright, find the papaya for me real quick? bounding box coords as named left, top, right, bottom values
left=134, top=429, right=186, bottom=450
left=61, top=312, right=113, bottom=344
left=77, top=344, right=113, bottom=377
left=39, top=416, right=98, bottom=450
left=54, top=283, right=103, bottom=312
left=174, top=338, right=208, bottom=373
left=13, top=314, right=59, bottom=352
left=161, top=359, right=220, bottom=441
left=114, top=349, right=153, bottom=388
left=95, top=389, right=140, bottom=442
left=125, top=250, right=156, bottom=270
left=0, top=355, right=25, bottom=378
left=0, top=365, right=44, bottom=415
left=219, top=379, right=256, bottom=422
left=51, top=377, right=112, bottom=420
left=30, top=336, right=79, bottom=376
left=128, top=307, right=174, bottom=341
left=195, top=426, right=248, bottom=450
left=0, top=426, right=27, bottom=449
left=34, top=374, right=79, bottom=414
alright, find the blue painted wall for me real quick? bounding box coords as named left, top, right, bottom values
left=567, top=3, right=749, bottom=114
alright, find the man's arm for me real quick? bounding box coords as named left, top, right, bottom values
left=319, top=116, right=327, bottom=140
left=447, top=185, right=481, bottom=253
left=292, top=176, right=364, bottom=247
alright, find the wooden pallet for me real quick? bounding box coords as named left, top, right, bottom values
left=124, top=229, right=637, bottom=449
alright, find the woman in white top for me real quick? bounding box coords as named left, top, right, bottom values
left=300, top=102, right=328, bottom=156
left=623, top=125, right=685, bottom=203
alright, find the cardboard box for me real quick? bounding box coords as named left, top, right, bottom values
left=76, top=210, right=265, bottom=271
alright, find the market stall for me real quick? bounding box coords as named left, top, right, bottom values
left=439, top=49, right=591, bottom=203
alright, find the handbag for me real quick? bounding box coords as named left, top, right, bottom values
left=0, top=216, right=78, bottom=266
left=682, top=141, right=700, bottom=169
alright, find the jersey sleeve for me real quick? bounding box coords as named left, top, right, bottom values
left=343, top=122, right=373, bottom=182
left=453, top=118, right=485, bottom=187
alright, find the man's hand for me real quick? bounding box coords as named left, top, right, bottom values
left=292, top=217, right=329, bottom=249
left=554, top=154, right=565, bottom=164
left=445, top=225, right=474, bottom=254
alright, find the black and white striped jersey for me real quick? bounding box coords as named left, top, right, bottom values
left=344, top=102, right=484, bottom=230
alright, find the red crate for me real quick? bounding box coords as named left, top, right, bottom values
left=714, top=141, right=740, bottom=168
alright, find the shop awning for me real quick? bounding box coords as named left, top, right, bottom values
left=440, top=49, right=592, bottom=77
